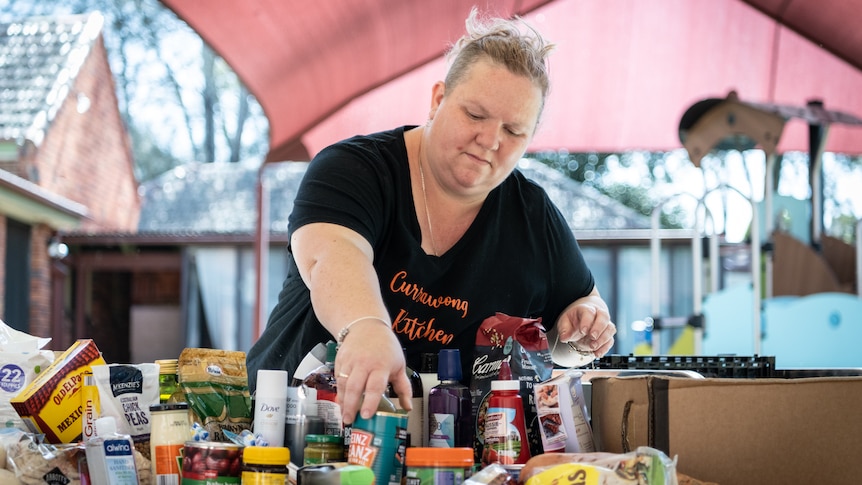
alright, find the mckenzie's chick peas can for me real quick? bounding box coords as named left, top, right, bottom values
left=347, top=410, right=408, bottom=485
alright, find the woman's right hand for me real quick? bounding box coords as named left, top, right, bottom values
left=333, top=319, right=414, bottom=424
left=291, top=222, right=414, bottom=423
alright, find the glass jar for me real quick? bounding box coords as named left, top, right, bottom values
left=156, top=359, right=179, bottom=403
left=241, top=446, right=290, bottom=485
left=155, top=359, right=182, bottom=403
left=304, top=434, right=344, bottom=465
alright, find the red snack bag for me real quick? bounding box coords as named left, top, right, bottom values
left=469, top=313, right=554, bottom=461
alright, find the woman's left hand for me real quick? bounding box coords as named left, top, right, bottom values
left=555, top=288, right=616, bottom=357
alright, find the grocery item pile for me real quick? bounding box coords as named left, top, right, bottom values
left=0, top=316, right=708, bottom=485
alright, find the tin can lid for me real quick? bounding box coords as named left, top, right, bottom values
left=352, top=410, right=408, bottom=434
left=243, top=445, right=290, bottom=465
left=405, top=447, right=474, bottom=467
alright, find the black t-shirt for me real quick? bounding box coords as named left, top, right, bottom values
left=247, top=126, right=594, bottom=388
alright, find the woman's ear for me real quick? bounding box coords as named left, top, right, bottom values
left=428, top=81, right=445, bottom=120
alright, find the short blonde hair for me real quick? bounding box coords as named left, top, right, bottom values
left=445, top=8, right=555, bottom=113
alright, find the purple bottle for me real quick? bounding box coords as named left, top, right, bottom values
left=427, top=349, right=472, bottom=448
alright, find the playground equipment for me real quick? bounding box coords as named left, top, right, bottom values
left=647, top=91, right=862, bottom=362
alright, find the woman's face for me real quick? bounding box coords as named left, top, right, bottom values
left=425, top=58, right=543, bottom=199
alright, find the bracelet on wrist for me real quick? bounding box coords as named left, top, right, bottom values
left=336, top=316, right=390, bottom=344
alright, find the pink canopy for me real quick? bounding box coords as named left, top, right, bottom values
left=162, top=0, right=862, bottom=161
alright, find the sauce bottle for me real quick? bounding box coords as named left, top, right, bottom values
left=481, top=358, right=531, bottom=466
left=302, top=342, right=342, bottom=438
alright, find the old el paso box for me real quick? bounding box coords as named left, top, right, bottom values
left=11, top=339, right=105, bottom=443
left=591, top=375, right=862, bottom=485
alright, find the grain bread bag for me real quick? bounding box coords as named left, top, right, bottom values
left=469, top=313, right=554, bottom=460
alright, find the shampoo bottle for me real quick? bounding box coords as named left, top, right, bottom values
left=427, top=349, right=472, bottom=448
left=417, top=352, right=439, bottom=446
left=85, top=416, right=139, bottom=485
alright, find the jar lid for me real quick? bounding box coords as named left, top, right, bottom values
left=405, top=447, right=474, bottom=467
left=150, top=402, right=189, bottom=412
left=243, top=445, right=290, bottom=465
left=305, top=434, right=342, bottom=444
left=155, top=359, right=178, bottom=374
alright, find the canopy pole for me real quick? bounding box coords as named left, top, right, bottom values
left=253, top=163, right=272, bottom=341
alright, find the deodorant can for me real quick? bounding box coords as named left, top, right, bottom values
left=253, top=369, right=288, bottom=447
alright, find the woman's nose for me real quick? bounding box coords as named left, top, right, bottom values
left=476, top=124, right=501, bottom=151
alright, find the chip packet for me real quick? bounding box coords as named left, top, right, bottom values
left=470, top=313, right=553, bottom=460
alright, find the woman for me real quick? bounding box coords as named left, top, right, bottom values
left=247, top=9, right=616, bottom=425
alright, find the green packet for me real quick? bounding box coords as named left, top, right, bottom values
left=178, top=348, right=252, bottom=442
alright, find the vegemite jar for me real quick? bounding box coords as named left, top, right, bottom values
left=241, top=446, right=290, bottom=485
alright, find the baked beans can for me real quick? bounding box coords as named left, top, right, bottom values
left=347, top=411, right=408, bottom=485
left=181, top=441, right=243, bottom=484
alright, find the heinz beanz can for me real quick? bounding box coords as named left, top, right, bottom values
left=348, top=410, right=408, bottom=485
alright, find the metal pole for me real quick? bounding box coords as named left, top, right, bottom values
left=650, top=207, right=662, bottom=354
left=253, top=163, right=271, bottom=341
left=857, top=219, right=861, bottom=298
left=764, top=153, right=778, bottom=300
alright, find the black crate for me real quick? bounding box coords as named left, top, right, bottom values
left=594, top=354, right=776, bottom=378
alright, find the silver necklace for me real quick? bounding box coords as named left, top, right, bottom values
left=417, top=151, right=440, bottom=257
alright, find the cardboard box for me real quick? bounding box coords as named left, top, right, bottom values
left=591, top=375, right=862, bottom=485
left=10, top=339, right=105, bottom=443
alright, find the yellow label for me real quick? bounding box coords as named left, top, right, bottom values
left=525, top=463, right=601, bottom=485
left=82, top=371, right=100, bottom=442
left=240, top=471, right=288, bottom=485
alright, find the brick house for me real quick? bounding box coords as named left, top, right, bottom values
left=0, top=13, right=139, bottom=345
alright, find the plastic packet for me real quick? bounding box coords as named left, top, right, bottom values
left=0, top=320, right=55, bottom=430
left=470, top=313, right=554, bottom=459
left=521, top=447, right=679, bottom=485
left=6, top=432, right=83, bottom=485
left=464, top=463, right=518, bottom=485
left=91, top=363, right=160, bottom=459
left=178, top=348, right=252, bottom=442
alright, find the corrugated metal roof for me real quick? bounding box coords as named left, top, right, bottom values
left=129, top=158, right=649, bottom=238
left=136, top=160, right=307, bottom=235
left=0, top=12, right=103, bottom=145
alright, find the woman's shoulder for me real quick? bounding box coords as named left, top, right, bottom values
left=502, top=167, right=553, bottom=202
left=322, top=126, right=412, bottom=159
